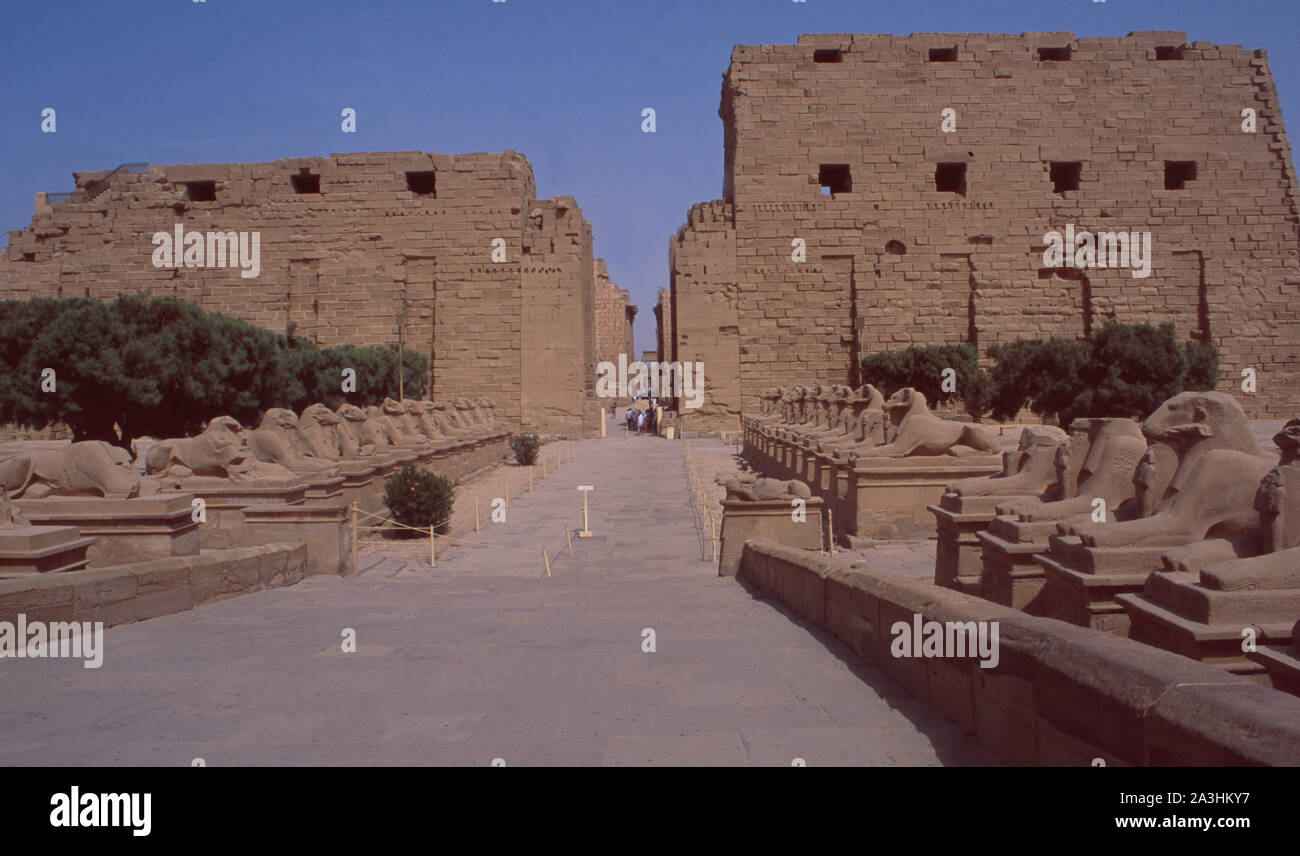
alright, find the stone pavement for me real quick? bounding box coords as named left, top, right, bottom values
left=0, top=420, right=991, bottom=766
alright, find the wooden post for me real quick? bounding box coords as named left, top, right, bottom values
left=543, top=549, right=551, bottom=578
left=474, top=497, right=479, bottom=533
left=529, top=465, right=533, bottom=494
left=430, top=524, right=435, bottom=567
left=577, top=485, right=594, bottom=537
left=565, top=524, right=573, bottom=557
left=350, top=503, right=358, bottom=576
left=827, top=508, right=835, bottom=557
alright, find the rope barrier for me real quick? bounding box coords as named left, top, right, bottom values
left=352, top=437, right=584, bottom=575
left=682, top=440, right=721, bottom=564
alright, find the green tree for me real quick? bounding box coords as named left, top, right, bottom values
left=983, top=321, right=1220, bottom=427
left=860, top=343, right=984, bottom=413
left=0, top=295, right=431, bottom=447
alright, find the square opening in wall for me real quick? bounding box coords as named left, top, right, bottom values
left=819, top=164, right=851, bottom=195
left=1037, top=46, right=1071, bottom=61
left=813, top=49, right=842, bottom=63
left=1049, top=161, right=1082, bottom=193
left=1164, top=161, right=1197, bottom=190
left=291, top=171, right=321, bottom=194
left=1155, top=45, right=1185, bottom=60
left=405, top=171, right=437, bottom=196
left=935, top=162, right=966, bottom=195
left=184, top=181, right=216, bottom=202
left=928, top=47, right=958, bottom=62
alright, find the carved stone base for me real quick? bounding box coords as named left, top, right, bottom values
left=929, top=493, right=1009, bottom=594
left=1035, top=536, right=1166, bottom=633
left=719, top=497, right=823, bottom=578
left=1118, top=570, right=1299, bottom=676
left=848, top=456, right=1002, bottom=539
left=0, top=526, right=95, bottom=577
left=14, top=493, right=199, bottom=567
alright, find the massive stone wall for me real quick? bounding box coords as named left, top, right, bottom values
left=0, top=151, right=626, bottom=432
left=653, top=286, right=671, bottom=363
left=520, top=196, right=596, bottom=431
left=669, top=200, right=741, bottom=430
left=668, top=31, right=1300, bottom=424
left=594, top=258, right=635, bottom=372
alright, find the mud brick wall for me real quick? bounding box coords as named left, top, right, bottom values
left=669, top=200, right=741, bottom=430
left=673, top=31, right=1300, bottom=420
left=0, top=150, right=621, bottom=432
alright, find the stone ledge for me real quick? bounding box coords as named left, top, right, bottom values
left=737, top=539, right=1300, bottom=765
left=0, top=543, right=307, bottom=629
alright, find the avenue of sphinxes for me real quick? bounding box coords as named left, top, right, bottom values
left=2, top=10, right=1299, bottom=783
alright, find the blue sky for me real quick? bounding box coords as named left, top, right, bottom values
left=2, top=0, right=1297, bottom=351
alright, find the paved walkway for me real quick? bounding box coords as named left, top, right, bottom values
left=0, top=420, right=990, bottom=766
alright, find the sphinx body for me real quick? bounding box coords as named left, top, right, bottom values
left=1, top=489, right=29, bottom=527
left=400, top=399, right=445, bottom=442
left=371, top=399, right=426, bottom=446
left=474, top=397, right=499, bottom=427
left=854, top=388, right=1000, bottom=458
left=1157, top=418, right=1300, bottom=589
left=1, top=440, right=157, bottom=499
left=800, top=385, right=855, bottom=441
left=947, top=425, right=1067, bottom=497
left=996, top=418, right=1146, bottom=523
left=1063, top=392, right=1275, bottom=549
left=297, top=404, right=346, bottom=460
left=337, top=404, right=384, bottom=455
left=146, top=416, right=292, bottom=481
left=724, top=476, right=812, bottom=502
left=248, top=409, right=341, bottom=474
left=816, top=385, right=888, bottom=455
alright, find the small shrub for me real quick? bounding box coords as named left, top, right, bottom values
left=383, top=464, right=454, bottom=535
left=510, top=433, right=541, bottom=465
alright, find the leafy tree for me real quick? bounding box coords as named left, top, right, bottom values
left=983, top=321, right=1220, bottom=427
left=982, top=337, right=1091, bottom=424
left=0, top=295, right=430, bottom=447
left=860, top=343, right=983, bottom=413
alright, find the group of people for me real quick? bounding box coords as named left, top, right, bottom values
left=612, top=397, right=660, bottom=434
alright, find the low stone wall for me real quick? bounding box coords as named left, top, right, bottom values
left=738, top=540, right=1300, bottom=765
left=0, top=543, right=306, bottom=629
left=417, top=436, right=510, bottom=483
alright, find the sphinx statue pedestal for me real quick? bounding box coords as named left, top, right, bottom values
left=977, top=516, right=1064, bottom=610
left=1035, top=536, right=1166, bottom=633
left=173, top=476, right=310, bottom=551
left=846, top=456, right=1002, bottom=541
left=718, top=495, right=823, bottom=578
left=302, top=473, right=346, bottom=508
left=1117, top=418, right=1300, bottom=677
left=930, top=494, right=1007, bottom=594
left=1117, top=561, right=1298, bottom=679
left=1250, top=619, right=1300, bottom=696
left=337, top=459, right=389, bottom=515
left=15, top=493, right=199, bottom=567
left=0, top=525, right=95, bottom=577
